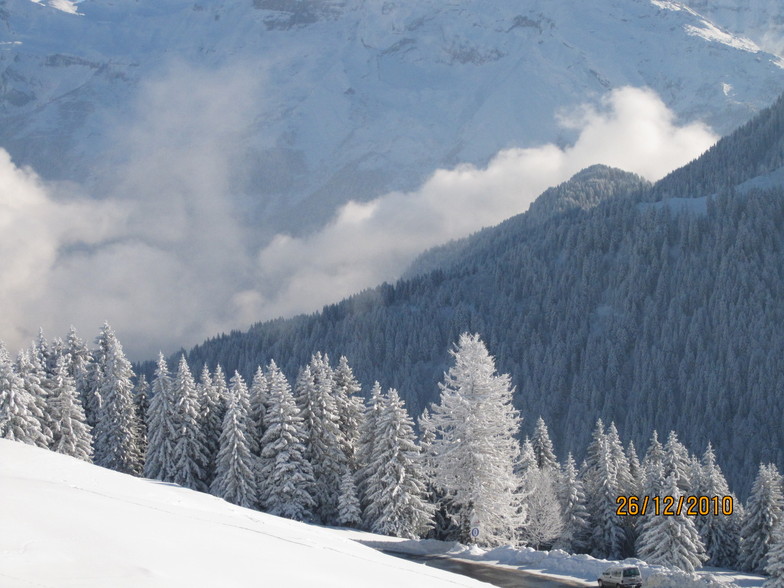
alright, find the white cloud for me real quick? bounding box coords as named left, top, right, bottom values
left=0, top=84, right=717, bottom=359
left=249, top=86, right=718, bottom=320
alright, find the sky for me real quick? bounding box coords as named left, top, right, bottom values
left=0, top=65, right=717, bottom=360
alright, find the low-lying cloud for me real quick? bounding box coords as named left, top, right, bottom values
left=0, top=81, right=717, bottom=360
left=250, top=86, right=717, bottom=320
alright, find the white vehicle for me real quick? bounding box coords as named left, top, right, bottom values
left=597, top=565, right=643, bottom=587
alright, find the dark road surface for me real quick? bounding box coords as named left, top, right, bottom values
left=383, top=551, right=592, bottom=588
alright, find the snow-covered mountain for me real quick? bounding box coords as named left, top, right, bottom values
left=0, top=438, right=489, bottom=588
left=1, top=0, right=783, bottom=234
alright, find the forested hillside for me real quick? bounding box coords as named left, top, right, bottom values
left=173, top=95, right=784, bottom=498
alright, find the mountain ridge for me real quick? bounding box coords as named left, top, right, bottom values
left=2, top=0, right=783, bottom=234
left=168, top=92, right=784, bottom=498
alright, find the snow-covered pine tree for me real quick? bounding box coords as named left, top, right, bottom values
left=531, top=417, right=558, bottom=471
left=197, top=364, right=224, bottom=486
left=258, top=360, right=316, bottom=521
left=739, top=463, right=784, bottom=573
left=249, top=365, right=268, bottom=455
left=607, top=422, right=634, bottom=496
left=642, top=432, right=667, bottom=498
left=81, top=361, right=103, bottom=431
left=171, top=356, right=209, bottom=492
left=332, top=355, right=364, bottom=470
left=519, top=437, right=537, bottom=475
left=419, top=406, right=461, bottom=541
left=66, top=327, right=100, bottom=429
left=356, top=381, right=383, bottom=512
left=765, top=524, right=784, bottom=588
left=337, top=468, right=363, bottom=528
left=606, top=421, right=636, bottom=556
left=663, top=430, right=694, bottom=493
left=556, top=453, right=591, bottom=553
left=697, top=443, right=740, bottom=568
left=428, top=333, right=522, bottom=546
left=29, top=331, right=59, bottom=447
left=0, top=344, right=48, bottom=447
left=636, top=474, right=707, bottom=572
left=92, top=323, right=143, bottom=475
left=363, top=388, right=433, bottom=538
left=626, top=440, right=643, bottom=496
left=581, top=419, right=626, bottom=559
left=210, top=371, right=257, bottom=509
left=49, top=354, right=93, bottom=461
left=295, top=358, right=346, bottom=524
left=642, top=430, right=664, bottom=467
left=520, top=466, right=564, bottom=550
left=144, top=353, right=178, bottom=482
left=133, top=375, right=149, bottom=457
left=14, top=349, right=53, bottom=448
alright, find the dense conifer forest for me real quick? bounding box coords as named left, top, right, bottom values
left=3, top=326, right=784, bottom=578
left=167, top=95, right=784, bottom=499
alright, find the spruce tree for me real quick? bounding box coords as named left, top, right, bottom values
left=697, top=443, right=740, bottom=568
left=520, top=465, right=564, bottom=550
left=14, top=349, right=53, bottom=448
left=144, top=353, right=177, bottom=482
left=636, top=474, right=707, bottom=572
left=332, top=355, right=364, bottom=470
left=556, top=453, right=591, bottom=553
left=29, top=331, right=58, bottom=448
left=606, top=422, right=634, bottom=495
left=171, top=356, right=209, bottom=492
left=0, top=344, right=48, bottom=447
left=133, top=375, right=150, bottom=458
left=337, top=469, right=363, bottom=528
left=249, top=365, right=268, bottom=454
left=92, top=323, right=143, bottom=475
left=739, top=463, right=784, bottom=573
left=49, top=354, right=93, bottom=461
left=428, top=333, right=522, bottom=546
left=258, top=360, right=316, bottom=521
left=765, top=524, right=784, bottom=588
left=295, top=358, right=346, bottom=524
left=581, top=419, right=626, bottom=559
left=663, top=430, right=694, bottom=493
left=356, top=381, right=383, bottom=511
left=419, top=406, right=459, bottom=540
left=363, top=388, right=433, bottom=538
left=531, top=416, right=558, bottom=471
left=643, top=430, right=665, bottom=472
left=198, top=364, right=224, bottom=486
left=210, top=371, right=257, bottom=509
left=626, top=440, right=643, bottom=496
left=65, top=327, right=99, bottom=429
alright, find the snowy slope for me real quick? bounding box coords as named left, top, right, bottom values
left=1, top=0, right=783, bottom=233
left=681, top=0, right=784, bottom=58
left=0, top=439, right=489, bottom=588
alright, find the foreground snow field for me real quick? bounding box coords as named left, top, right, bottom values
left=0, top=439, right=768, bottom=588
left=0, top=440, right=488, bottom=588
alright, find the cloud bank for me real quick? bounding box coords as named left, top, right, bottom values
left=0, top=82, right=717, bottom=359
left=250, top=87, right=717, bottom=321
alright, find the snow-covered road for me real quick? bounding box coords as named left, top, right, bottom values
left=383, top=552, right=591, bottom=587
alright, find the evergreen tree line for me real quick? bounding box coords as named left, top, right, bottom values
left=3, top=328, right=784, bottom=583
left=173, top=177, right=784, bottom=501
